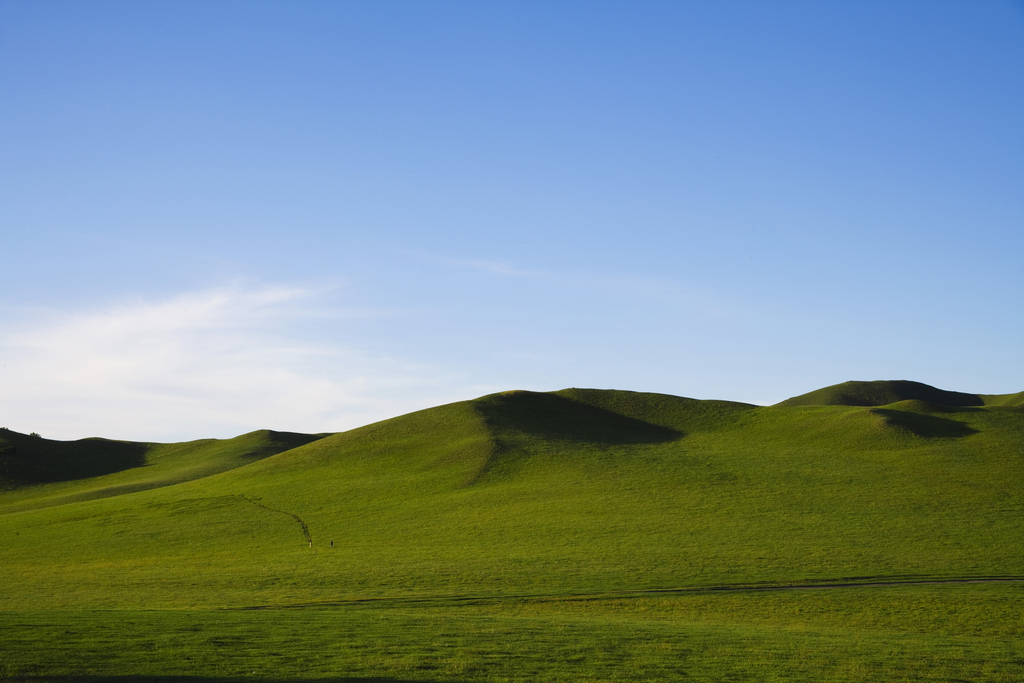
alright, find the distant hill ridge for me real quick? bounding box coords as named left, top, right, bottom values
left=778, top=379, right=1024, bottom=408
left=3, top=378, right=1023, bottom=614
left=0, top=428, right=328, bottom=512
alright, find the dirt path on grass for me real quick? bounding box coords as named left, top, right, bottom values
left=239, top=494, right=312, bottom=545
left=235, top=576, right=1024, bottom=610
left=657, top=576, right=1024, bottom=594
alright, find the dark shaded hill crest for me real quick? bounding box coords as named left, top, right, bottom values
left=0, top=429, right=147, bottom=482
left=779, top=380, right=989, bottom=408
left=473, top=390, right=684, bottom=447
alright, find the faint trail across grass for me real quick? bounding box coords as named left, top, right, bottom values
left=239, top=494, right=311, bottom=545
left=231, top=576, right=1024, bottom=610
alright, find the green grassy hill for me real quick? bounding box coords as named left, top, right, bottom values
left=781, top=379, right=983, bottom=407
left=0, top=427, right=327, bottom=513
left=980, top=389, right=1024, bottom=406
left=1, top=383, right=1022, bottom=681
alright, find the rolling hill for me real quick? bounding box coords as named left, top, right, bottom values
left=0, top=427, right=328, bottom=513
left=1, top=381, right=1022, bottom=681
left=776, top=378, right=1024, bottom=407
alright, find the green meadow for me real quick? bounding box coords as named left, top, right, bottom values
left=1, top=380, right=1022, bottom=681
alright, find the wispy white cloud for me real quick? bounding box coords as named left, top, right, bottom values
left=0, top=284, right=493, bottom=441
left=431, top=252, right=736, bottom=318
left=436, top=257, right=541, bottom=278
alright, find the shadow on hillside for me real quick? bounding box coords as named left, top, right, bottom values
left=0, top=678, right=471, bottom=683
left=0, top=435, right=147, bottom=483
left=871, top=409, right=979, bottom=438
left=256, top=429, right=331, bottom=455
left=475, top=391, right=682, bottom=446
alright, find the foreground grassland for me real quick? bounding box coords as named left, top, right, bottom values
left=3, top=583, right=1023, bottom=682
left=1, top=381, right=1022, bottom=681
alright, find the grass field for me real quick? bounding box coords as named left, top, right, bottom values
left=1, top=380, right=1022, bottom=681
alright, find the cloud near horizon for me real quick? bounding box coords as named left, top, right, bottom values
left=0, top=284, right=491, bottom=442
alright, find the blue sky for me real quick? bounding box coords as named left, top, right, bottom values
left=1, top=0, right=1022, bottom=440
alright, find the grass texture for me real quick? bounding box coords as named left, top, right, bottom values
left=1, top=382, right=1022, bottom=681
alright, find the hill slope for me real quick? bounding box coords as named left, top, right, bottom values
left=775, top=379, right=1020, bottom=407
left=980, top=389, right=1024, bottom=406
left=1, top=385, right=1021, bottom=611
left=0, top=428, right=327, bottom=513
